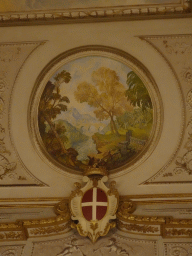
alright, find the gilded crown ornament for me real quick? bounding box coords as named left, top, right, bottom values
left=83, top=164, right=108, bottom=177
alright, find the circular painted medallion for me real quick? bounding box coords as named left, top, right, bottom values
left=37, top=54, right=154, bottom=173
left=33, top=47, right=162, bottom=175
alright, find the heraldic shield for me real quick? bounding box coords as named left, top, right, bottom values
left=70, top=175, right=119, bottom=243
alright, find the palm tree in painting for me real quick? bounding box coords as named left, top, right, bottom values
left=125, top=71, right=152, bottom=112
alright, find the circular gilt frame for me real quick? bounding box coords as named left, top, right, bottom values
left=29, top=45, right=163, bottom=176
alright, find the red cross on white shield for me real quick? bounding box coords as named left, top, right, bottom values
left=81, top=188, right=108, bottom=221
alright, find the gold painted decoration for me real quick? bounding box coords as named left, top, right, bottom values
left=1, top=196, right=192, bottom=241
left=165, top=228, right=192, bottom=237
left=54, top=199, right=70, bottom=218
left=118, top=199, right=136, bottom=215
left=0, top=231, right=25, bottom=241
left=70, top=175, right=119, bottom=243
left=29, top=223, right=70, bottom=236
left=117, top=220, right=160, bottom=235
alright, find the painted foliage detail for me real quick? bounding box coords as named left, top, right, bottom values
left=38, top=56, right=153, bottom=172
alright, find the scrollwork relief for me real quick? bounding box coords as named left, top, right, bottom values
left=163, top=40, right=192, bottom=55
left=187, top=90, right=192, bottom=110
left=165, top=228, right=192, bottom=237
left=0, top=70, right=6, bottom=119
left=55, top=199, right=70, bottom=219
left=0, top=231, right=25, bottom=241
left=0, top=246, right=24, bottom=256
left=0, top=47, right=21, bottom=62
left=140, top=35, right=192, bottom=183
left=30, top=223, right=70, bottom=236
left=182, top=67, right=192, bottom=85
left=173, top=91, right=192, bottom=176
left=117, top=220, right=159, bottom=234
left=170, top=247, right=188, bottom=256
left=0, top=48, right=21, bottom=181
left=0, top=71, right=7, bottom=94
left=0, top=41, right=46, bottom=185
left=0, top=124, right=17, bottom=180
left=165, top=243, right=192, bottom=256
left=1, top=250, right=17, bottom=256
left=0, top=69, right=16, bottom=180
left=117, top=199, right=136, bottom=215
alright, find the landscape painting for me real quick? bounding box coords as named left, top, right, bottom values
left=0, top=0, right=181, bottom=12
left=38, top=56, right=153, bottom=172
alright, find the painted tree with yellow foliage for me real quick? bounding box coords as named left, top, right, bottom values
left=74, top=67, right=132, bottom=136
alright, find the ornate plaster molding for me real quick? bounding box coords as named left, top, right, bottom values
left=0, top=246, right=24, bottom=256
left=31, top=233, right=157, bottom=256
left=164, top=242, right=192, bottom=256
left=0, top=0, right=191, bottom=27
left=0, top=41, right=47, bottom=186
left=117, top=199, right=192, bottom=238
left=1, top=197, right=192, bottom=241
left=0, top=211, right=71, bottom=241
left=139, top=34, right=192, bottom=184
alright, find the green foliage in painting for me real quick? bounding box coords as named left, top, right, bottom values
left=126, top=71, right=152, bottom=111
left=38, top=70, right=71, bottom=156
left=117, top=108, right=153, bottom=138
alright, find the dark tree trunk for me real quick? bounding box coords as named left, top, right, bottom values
left=43, top=115, right=67, bottom=154
left=110, top=120, right=115, bottom=134
left=110, top=115, right=120, bottom=136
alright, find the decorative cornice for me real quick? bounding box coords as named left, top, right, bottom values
left=0, top=1, right=191, bottom=27
left=1, top=197, right=192, bottom=241
left=116, top=199, right=192, bottom=238
left=0, top=201, right=71, bottom=241
left=120, top=193, right=192, bottom=199
left=0, top=193, right=192, bottom=203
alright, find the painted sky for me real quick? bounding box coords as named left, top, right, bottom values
left=0, top=0, right=181, bottom=12
left=49, top=56, right=132, bottom=119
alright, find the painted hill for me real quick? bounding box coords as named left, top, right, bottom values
left=59, top=107, right=96, bottom=126
left=54, top=119, right=89, bottom=148
left=58, top=107, right=108, bottom=136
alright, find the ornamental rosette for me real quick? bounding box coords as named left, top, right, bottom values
left=182, top=67, right=192, bottom=85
